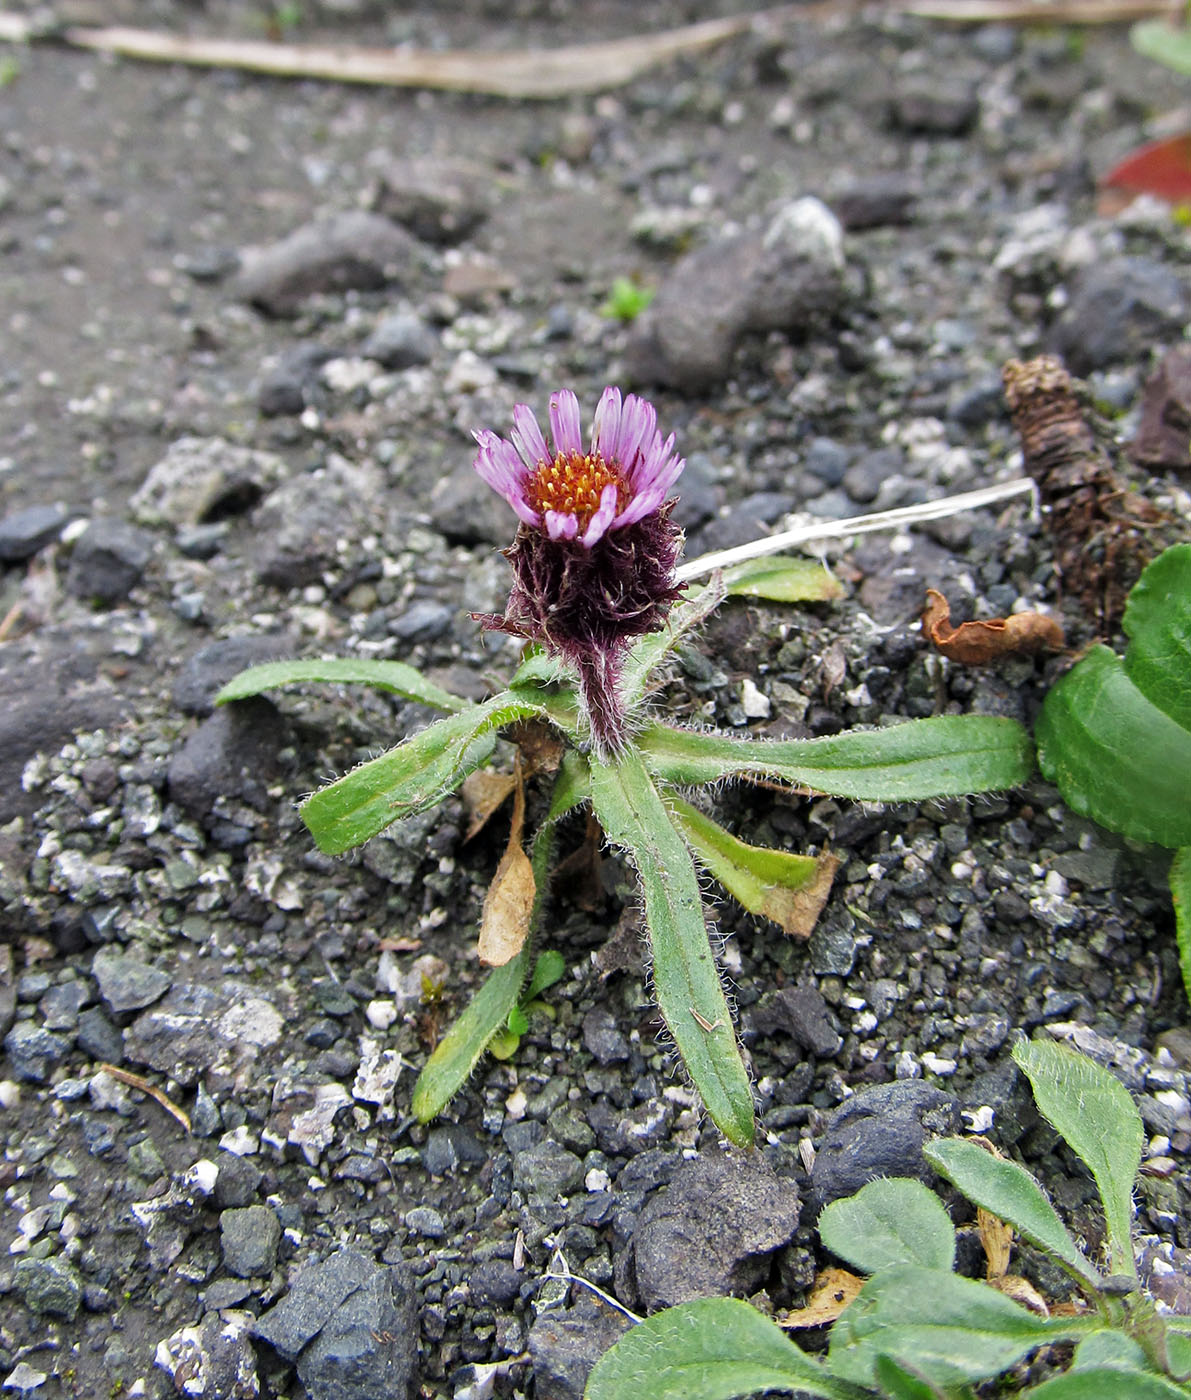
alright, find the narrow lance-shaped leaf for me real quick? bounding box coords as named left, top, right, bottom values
left=721, top=554, right=844, bottom=603
left=923, top=1138, right=1102, bottom=1289
left=639, top=714, right=1034, bottom=801
left=818, top=1178, right=956, bottom=1275
left=301, top=687, right=570, bottom=855
left=1012, top=1039, right=1142, bottom=1281
left=1035, top=646, right=1191, bottom=849
left=589, top=745, right=755, bottom=1147
left=1173, top=848, right=1191, bottom=1009
left=584, top=1296, right=867, bottom=1400
left=667, top=794, right=839, bottom=938
left=215, top=656, right=469, bottom=712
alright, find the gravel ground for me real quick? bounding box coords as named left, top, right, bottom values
left=1, top=2, right=1190, bottom=1397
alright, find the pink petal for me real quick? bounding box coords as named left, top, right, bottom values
left=473, top=431, right=523, bottom=496
left=510, top=403, right=550, bottom=470
left=548, top=390, right=583, bottom=456
left=544, top=509, right=579, bottom=541
left=592, top=386, right=623, bottom=459
left=616, top=395, right=656, bottom=482
left=581, top=482, right=620, bottom=546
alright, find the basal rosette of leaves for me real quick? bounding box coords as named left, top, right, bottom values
left=215, top=388, right=1035, bottom=1145
left=1035, top=544, right=1191, bottom=1004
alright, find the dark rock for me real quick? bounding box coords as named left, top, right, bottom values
left=76, top=1006, right=124, bottom=1063
left=252, top=455, right=384, bottom=589
left=843, top=448, right=903, bottom=505
left=749, top=984, right=842, bottom=1058
left=629, top=1151, right=801, bottom=1310
left=803, top=437, right=853, bottom=487
left=0, top=503, right=70, bottom=562
left=255, top=1248, right=418, bottom=1400
left=582, top=1006, right=631, bottom=1065
left=167, top=696, right=289, bottom=820
left=527, top=1293, right=632, bottom=1400
left=14, top=1255, right=82, bottom=1320
left=258, top=343, right=335, bottom=417
left=221, top=1204, right=281, bottom=1277
left=176, top=245, right=241, bottom=282
left=689, top=490, right=797, bottom=555
left=404, top=1206, right=445, bottom=1238
left=4, top=1020, right=70, bottom=1083
left=429, top=466, right=518, bottom=546
left=422, top=1125, right=487, bottom=1176
left=588, top=1098, right=674, bottom=1157
left=625, top=198, right=845, bottom=393
left=91, top=947, right=171, bottom=1014
left=387, top=600, right=453, bottom=644
left=236, top=211, right=421, bottom=316
left=833, top=174, right=918, bottom=230
left=123, top=981, right=281, bottom=1087
left=369, top=156, right=489, bottom=244
left=949, top=374, right=1007, bottom=427
left=362, top=312, right=438, bottom=369
left=39, top=981, right=89, bottom=1031
left=1130, top=343, right=1191, bottom=471
left=890, top=82, right=979, bottom=135
left=172, top=634, right=297, bottom=717
left=512, top=1139, right=585, bottom=1198
left=131, top=436, right=286, bottom=527
left=1049, top=258, right=1188, bottom=376
left=65, top=518, right=154, bottom=604
left=155, top=1312, right=259, bottom=1398
left=669, top=451, right=721, bottom=531
left=810, top=1079, right=963, bottom=1215
left=468, top=1259, right=522, bottom=1307
left=215, top=1151, right=264, bottom=1209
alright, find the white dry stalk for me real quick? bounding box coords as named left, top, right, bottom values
left=676, top=477, right=1038, bottom=583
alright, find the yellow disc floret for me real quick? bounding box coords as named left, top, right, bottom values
left=525, top=451, right=627, bottom=531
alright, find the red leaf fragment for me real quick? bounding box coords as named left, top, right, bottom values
left=1100, top=132, right=1191, bottom=205
left=922, top=589, right=1065, bottom=664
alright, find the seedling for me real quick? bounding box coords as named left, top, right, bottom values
left=216, top=388, right=1033, bottom=1144
left=599, top=276, right=656, bottom=323
left=584, top=1039, right=1191, bottom=1399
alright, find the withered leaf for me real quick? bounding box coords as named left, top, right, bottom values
left=922, top=589, right=1064, bottom=665
left=461, top=770, right=517, bottom=842
left=763, top=851, right=842, bottom=940
left=979, top=1206, right=1014, bottom=1280
left=477, top=762, right=535, bottom=967
left=779, top=1267, right=864, bottom=1328
left=989, top=1274, right=1050, bottom=1317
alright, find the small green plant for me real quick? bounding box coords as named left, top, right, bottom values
left=584, top=1038, right=1191, bottom=1400
left=487, top=949, right=565, bottom=1060
left=217, top=387, right=1033, bottom=1144
left=1035, top=543, right=1191, bottom=1001
left=599, top=276, right=656, bottom=322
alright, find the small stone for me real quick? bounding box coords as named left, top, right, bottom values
left=2, top=1361, right=48, bottom=1394
left=362, top=312, right=439, bottom=369
left=369, top=155, right=489, bottom=243
left=1050, top=257, right=1189, bottom=375
left=38, top=981, right=89, bottom=1032
left=740, top=677, right=771, bottom=719
left=468, top=1259, right=522, bottom=1307
left=890, top=81, right=979, bottom=135
left=167, top=696, right=289, bottom=821
left=0, top=504, right=70, bottom=563
left=1130, top=343, right=1191, bottom=472
left=404, top=1206, right=446, bottom=1238
left=832, top=173, right=918, bottom=230
left=172, top=634, right=297, bottom=717
left=236, top=210, right=421, bottom=316
left=14, top=1255, right=82, bottom=1320
left=221, top=1204, right=281, bottom=1277
left=512, top=1139, right=585, bottom=1199
left=131, top=436, right=286, bottom=527
left=252, top=454, right=384, bottom=590
left=4, top=1021, right=70, bottom=1084
left=214, top=1151, right=264, bottom=1209
left=91, top=947, right=172, bottom=1014
left=75, top=1007, right=123, bottom=1063
left=528, top=1293, right=631, bottom=1400
left=155, top=1312, right=259, bottom=1399
left=750, top=984, right=842, bottom=1058
left=582, top=1006, right=630, bottom=1065
left=65, top=519, right=154, bottom=604
left=387, top=600, right=453, bottom=644
left=258, top=343, right=335, bottom=417
left=422, top=1125, right=487, bottom=1177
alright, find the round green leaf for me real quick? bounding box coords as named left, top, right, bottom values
left=819, top=1178, right=956, bottom=1275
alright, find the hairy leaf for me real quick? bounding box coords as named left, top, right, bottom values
left=525, top=949, right=566, bottom=1001
left=667, top=795, right=838, bottom=937
left=1123, top=544, right=1191, bottom=732
left=721, top=555, right=844, bottom=603
left=1036, top=645, right=1191, bottom=849
left=871, top=1355, right=951, bottom=1400
left=584, top=1297, right=864, bottom=1400
left=589, top=746, right=754, bottom=1146
left=215, top=655, right=469, bottom=712
left=1071, top=1330, right=1151, bottom=1372
left=1023, top=1368, right=1190, bottom=1399
left=638, top=715, right=1034, bottom=801
left=819, top=1178, right=956, bottom=1275
left=827, top=1264, right=1075, bottom=1388
left=1176, top=848, right=1191, bottom=1011
left=1012, top=1039, right=1142, bottom=1280
left=924, top=1138, right=1101, bottom=1287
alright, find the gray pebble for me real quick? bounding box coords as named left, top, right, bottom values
left=172, top=634, right=297, bottom=717
left=39, top=981, right=89, bottom=1032
left=512, top=1139, right=585, bottom=1199
left=91, top=947, right=171, bottom=1015
left=528, top=1293, right=631, bottom=1400
left=167, top=696, right=288, bottom=821
left=387, top=600, right=453, bottom=644
left=362, top=312, right=438, bottom=369
left=369, top=156, right=488, bottom=244
left=1050, top=257, right=1189, bottom=375
left=0, top=503, right=70, bottom=562
left=130, top=436, right=286, bottom=527
left=75, top=1006, right=123, bottom=1063
left=14, top=1255, right=82, bottom=1321
left=405, top=1206, right=446, bottom=1238
left=214, top=1151, right=264, bottom=1209
left=4, top=1020, right=71, bottom=1083
left=65, top=518, right=154, bottom=604
left=220, top=1204, right=281, bottom=1278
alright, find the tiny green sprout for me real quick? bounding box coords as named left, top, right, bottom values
left=0, top=55, right=20, bottom=87
left=216, top=386, right=1034, bottom=1145
left=599, top=276, right=656, bottom=323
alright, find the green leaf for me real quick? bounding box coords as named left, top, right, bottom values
left=1012, top=1039, right=1142, bottom=1280
left=215, top=656, right=469, bottom=713
left=1171, top=848, right=1191, bottom=1008
left=1131, top=19, right=1191, bottom=77
left=1035, top=645, right=1191, bottom=849
left=818, top=1178, right=956, bottom=1275
left=923, top=1138, right=1102, bottom=1288
left=509, top=645, right=572, bottom=692
left=589, top=745, right=755, bottom=1146
left=620, top=574, right=727, bottom=711
left=1167, top=1327, right=1191, bottom=1381
left=721, top=554, right=845, bottom=603
left=548, top=750, right=592, bottom=821
left=525, top=949, right=566, bottom=1001
left=638, top=715, right=1034, bottom=801
left=300, top=688, right=563, bottom=855
left=1024, top=1368, right=1191, bottom=1399
left=827, top=1264, right=1072, bottom=1388
left=1123, top=545, right=1191, bottom=731
left=412, top=944, right=531, bottom=1119
left=506, top=1004, right=529, bottom=1036
left=666, top=794, right=831, bottom=934
left=583, top=1297, right=864, bottom=1400
left=1071, top=1330, right=1151, bottom=1372
left=871, top=1355, right=951, bottom=1400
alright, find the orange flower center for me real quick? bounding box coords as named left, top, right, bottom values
left=525, top=451, right=628, bottom=531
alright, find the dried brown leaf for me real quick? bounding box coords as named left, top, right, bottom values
left=477, top=762, right=535, bottom=967
left=506, top=718, right=566, bottom=777
left=461, top=770, right=517, bottom=842
left=762, top=851, right=841, bottom=939
left=979, top=1206, right=1015, bottom=1280
left=989, top=1273, right=1051, bottom=1317
left=922, top=588, right=1064, bottom=665
left=779, top=1267, right=865, bottom=1328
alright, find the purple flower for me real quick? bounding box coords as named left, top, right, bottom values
left=473, top=388, right=686, bottom=753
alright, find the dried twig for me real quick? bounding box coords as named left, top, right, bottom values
left=97, top=1062, right=192, bottom=1133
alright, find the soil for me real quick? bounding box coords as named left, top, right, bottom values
left=1, top=2, right=1190, bottom=1398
